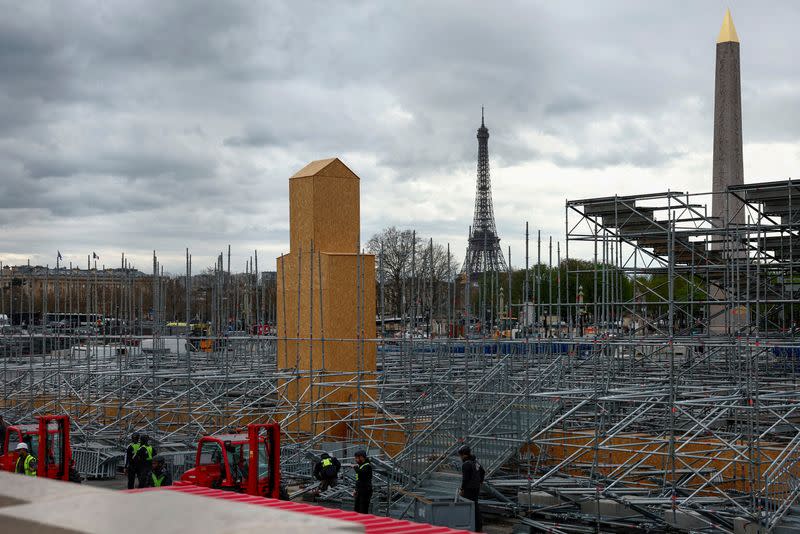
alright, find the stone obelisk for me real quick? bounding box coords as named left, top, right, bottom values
left=710, top=10, right=746, bottom=333
left=711, top=9, right=744, bottom=226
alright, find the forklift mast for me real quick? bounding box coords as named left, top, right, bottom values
left=37, top=415, right=71, bottom=481
left=246, top=423, right=281, bottom=499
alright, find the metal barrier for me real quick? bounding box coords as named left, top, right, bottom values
left=72, top=444, right=123, bottom=479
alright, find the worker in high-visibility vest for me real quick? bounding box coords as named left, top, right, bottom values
left=15, top=442, right=37, bottom=477
left=124, top=432, right=141, bottom=489
left=135, top=435, right=156, bottom=488
left=352, top=450, right=372, bottom=514
left=146, top=456, right=172, bottom=488
left=313, top=452, right=341, bottom=494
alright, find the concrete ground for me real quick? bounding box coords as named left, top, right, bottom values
left=84, top=474, right=129, bottom=491
left=0, top=471, right=363, bottom=534
left=85, top=474, right=514, bottom=532
left=483, top=519, right=516, bottom=534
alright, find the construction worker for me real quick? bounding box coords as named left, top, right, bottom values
left=458, top=445, right=485, bottom=532
left=135, top=434, right=156, bottom=488
left=313, top=452, right=341, bottom=493
left=147, top=456, right=172, bottom=488
left=352, top=450, right=372, bottom=514
left=124, top=432, right=141, bottom=489
left=15, top=442, right=37, bottom=476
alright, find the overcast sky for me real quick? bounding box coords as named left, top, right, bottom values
left=2, top=1, right=800, bottom=273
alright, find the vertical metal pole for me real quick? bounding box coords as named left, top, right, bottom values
left=379, top=245, right=385, bottom=338
left=537, top=230, right=541, bottom=336
left=447, top=244, right=452, bottom=338
left=411, top=230, right=416, bottom=333
left=507, top=245, right=512, bottom=324
left=524, top=222, right=529, bottom=335
left=429, top=238, right=434, bottom=338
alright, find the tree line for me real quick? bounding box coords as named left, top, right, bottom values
left=368, top=226, right=718, bottom=324
left=366, top=227, right=459, bottom=319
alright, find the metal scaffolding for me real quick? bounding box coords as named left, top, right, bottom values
left=2, top=180, right=800, bottom=532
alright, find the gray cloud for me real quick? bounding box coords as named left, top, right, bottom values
left=1, top=1, right=799, bottom=270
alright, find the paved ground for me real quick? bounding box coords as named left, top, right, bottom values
left=484, top=519, right=516, bottom=533
left=85, top=475, right=514, bottom=532
left=85, top=475, right=128, bottom=491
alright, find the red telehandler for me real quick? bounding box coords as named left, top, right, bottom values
left=180, top=422, right=281, bottom=498
left=0, top=414, right=80, bottom=482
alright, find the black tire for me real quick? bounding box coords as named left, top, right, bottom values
left=69, top=467, right=83, bottom=484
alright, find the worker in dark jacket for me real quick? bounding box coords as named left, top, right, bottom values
left=458, top=445, right=485, bottom=532
left=146, top=456, right=172, bottom=487
left=313, top=452, right=341, bottom=493
left=352, top=450, right=372, bottom=514
left=135, top=434, right=156, bottom=488
left=124, top=432, right=141, bottom=489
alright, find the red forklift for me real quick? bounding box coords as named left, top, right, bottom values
left=180, top=423, right=281, bottom=498
left=0, top=415, right=78, bottom=481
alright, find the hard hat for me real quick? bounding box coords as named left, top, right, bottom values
left=16, top=442, right=28, bottom=451
left=457, top=444, right=471, bottom=456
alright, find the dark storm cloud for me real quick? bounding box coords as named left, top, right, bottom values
left=0, top=19, right=72, bottom=102
left=1, top=1, right=800, bottom=270
left=22, top=151, right=214, bottom=181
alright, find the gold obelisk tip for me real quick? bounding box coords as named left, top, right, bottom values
left=717, top=9, right=739, bottom=43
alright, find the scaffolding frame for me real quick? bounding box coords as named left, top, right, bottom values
left=1, top=180, right=800, bottom=532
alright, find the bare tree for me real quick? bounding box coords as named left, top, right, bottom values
left=367, top=227, right=459, bottom=320
left=367, top=227, right=417, bottom=317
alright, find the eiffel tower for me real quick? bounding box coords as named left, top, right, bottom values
left=462, top=108, right=507, bottom=276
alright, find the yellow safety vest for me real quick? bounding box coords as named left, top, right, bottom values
left=142, top=445, right=153, bottom=461
left=16, top=455, right=37, bottom=477
left=151, top=472, right=166, bottom=487
left=355, top=462, right=368, bottom=481
left=321, top=458, right=333, bottom=468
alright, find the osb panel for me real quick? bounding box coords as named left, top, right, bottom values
left=276, top=375, right=379, bottom=439
left=289, top=178, right=315, bottom=256
left=276, top=252, right=324, bottom=371
left=525, top=430, right=787, bottom=493
left=312, top=177, right=359, bottom=254
left=276, top=250, right=377, bottom=437
left=319, top=158, right=360, bottom=180
left=277, top=252, right=375, bottom=373
left=289, top=158, right=360, bottom=254
left=290, top=158, right=358, bottom=180
left=321, top=253, right=376, bottom=372
left=291, top=158, right=338, bottom=179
